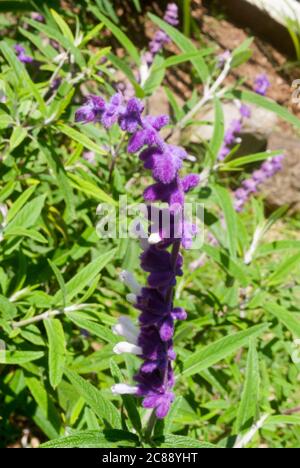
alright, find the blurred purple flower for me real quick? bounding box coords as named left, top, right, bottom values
left=254, top=74, right=270, bottom=96
left=14, top=44, right=33, bottom=64
left=234, top=154, right=285, bottom=211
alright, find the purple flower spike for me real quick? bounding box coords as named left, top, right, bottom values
left=81, top=90, right=200, bottom=419
left=144, top=3, right=179, bottom=66
left=254, top=74, right=270, bottom=96
left=234, top=154, right=285, bottom=211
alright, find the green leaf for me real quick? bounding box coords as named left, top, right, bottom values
left=264, top=303, right=300, bottom=339
left=90, top=8, right=140, bottom=65
left=107, top=53, right=144, bottom=98
left=5, top=227, right=47, bottom=244
left=226, top=89, right=300, bottom=131
left=0, top=42, right=47, bottom=114
left=202, top=244, right=248, bottom=287
left=182, top=323, right=269, bottom=377
left=57, top=123, right=106, bottom=155
left=44, top=318, right=66, bottom=389
left=155, top=434, right=216, bottom=448
left=208, top=98, right=224, bottom=164
left=26, top=19, right=85, bottom=69
left=148, top=13, right=209, bottom=83
left=7, top=185, right=37, bottom=223
left=222, top=151, right=281, bottom=170
left=235, top=340, right=260, bottom=433
left=69, top=315, right=118, bottom=344
left=64, top=369, right=121, bottom=428
left=40, top=142, right=75, bottom=219
left=9, top=127, right=28, bottom=151
left=25, top=375, right=61, bottom=431
left=152, top=49, right=214, bottom=72
left=266, top=252, right=300, bottom=286
left=212, top=184, right=237, bottom=259
left=48, top=260, right=66, bottom=308
left=53, top=248, right=117, bottom=304
left=5, top=194, right=46, bottom=232
left=68, top=172, right=117, bottom=205
left=0, top=351, right=44, bottom=364
left=143, top=55, right=165, bottom=96
left=257, top=240, right=300, bottom=258
left=50, top=9, right=74, bottom=42
left=41, top=429, right=138, bottom=448
left=265, top=415, right=300, bottom=426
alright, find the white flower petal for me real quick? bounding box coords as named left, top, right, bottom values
left=148, top=232, right=162, bottom=245
left=113, top=341, right=142, bottom=355
left=111, top=384, right=138, bottom=395
left=120, top=270, right=142, bottom=295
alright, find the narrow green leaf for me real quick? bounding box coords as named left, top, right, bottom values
left=65, top=369, right=121, bottom=428
left=0, top=351, right=44, bottom=364
left=53, top=248, right=116, bottom=304
left=9, top=127, right=28, bottom=151
left=41, top=429, right=138, bottom=448
left=50, top=9, right=74, bottom=42
left=235, top=340, right=260, bottom=433
left=44, top=318, right=66, bottom=389
left=7, top=185, right=37, bottom=223
left=202, top=244, right=248, bottom=286
left=182, top=324, right=269, bottom=377
left=90, top=9, right=140, bottom=65
left=213, top=184, right=237, bottom=258
left=266, top=252, right=300, bottom=286
left=58, top=123, right=106, bottom=155
left=5, top=194, right=46, bottom=232
left=155, top=434, right=216, bottom=448
left=226, top=89, right=300, bottom=131
left=68, top=172, right=117, bottom=205
left=264, top=303, right=300, bottom=339
left=208, top=98, right=224, bottom=164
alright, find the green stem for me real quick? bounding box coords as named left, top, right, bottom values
left=144, top=409, right=157, bottom=442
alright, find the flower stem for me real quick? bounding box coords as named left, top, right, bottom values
left=144, top=409, right=157, bottom=442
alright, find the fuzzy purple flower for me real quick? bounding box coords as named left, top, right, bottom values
left=75, top=95, right=106, bottom=124
left=101, top=93, right=124, bottom=129
left=82, top=92, right=200, bottom=419
left=254, top=74, right=270, bottom=96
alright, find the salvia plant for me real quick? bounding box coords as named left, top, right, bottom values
left=0, top=0, right=300, bottom=449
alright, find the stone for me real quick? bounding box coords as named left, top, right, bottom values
left=262, top=132, right=300, bottom=211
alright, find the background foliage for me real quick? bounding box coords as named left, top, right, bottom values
left=0, top=0, right=300, bottom=449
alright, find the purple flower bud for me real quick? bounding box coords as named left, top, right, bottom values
left=15, top=44, right=33, bottom=63
left=101, top=93, right=124, bottom=129
left=239, top=104, right=251, bottom=119
left=75, top=95, right=106, bottom=124
left=119, top=98, right=144, bottom=133
left=254, top=74, right=270, bottom=96
left=164, top=3, right=179, bottom=26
